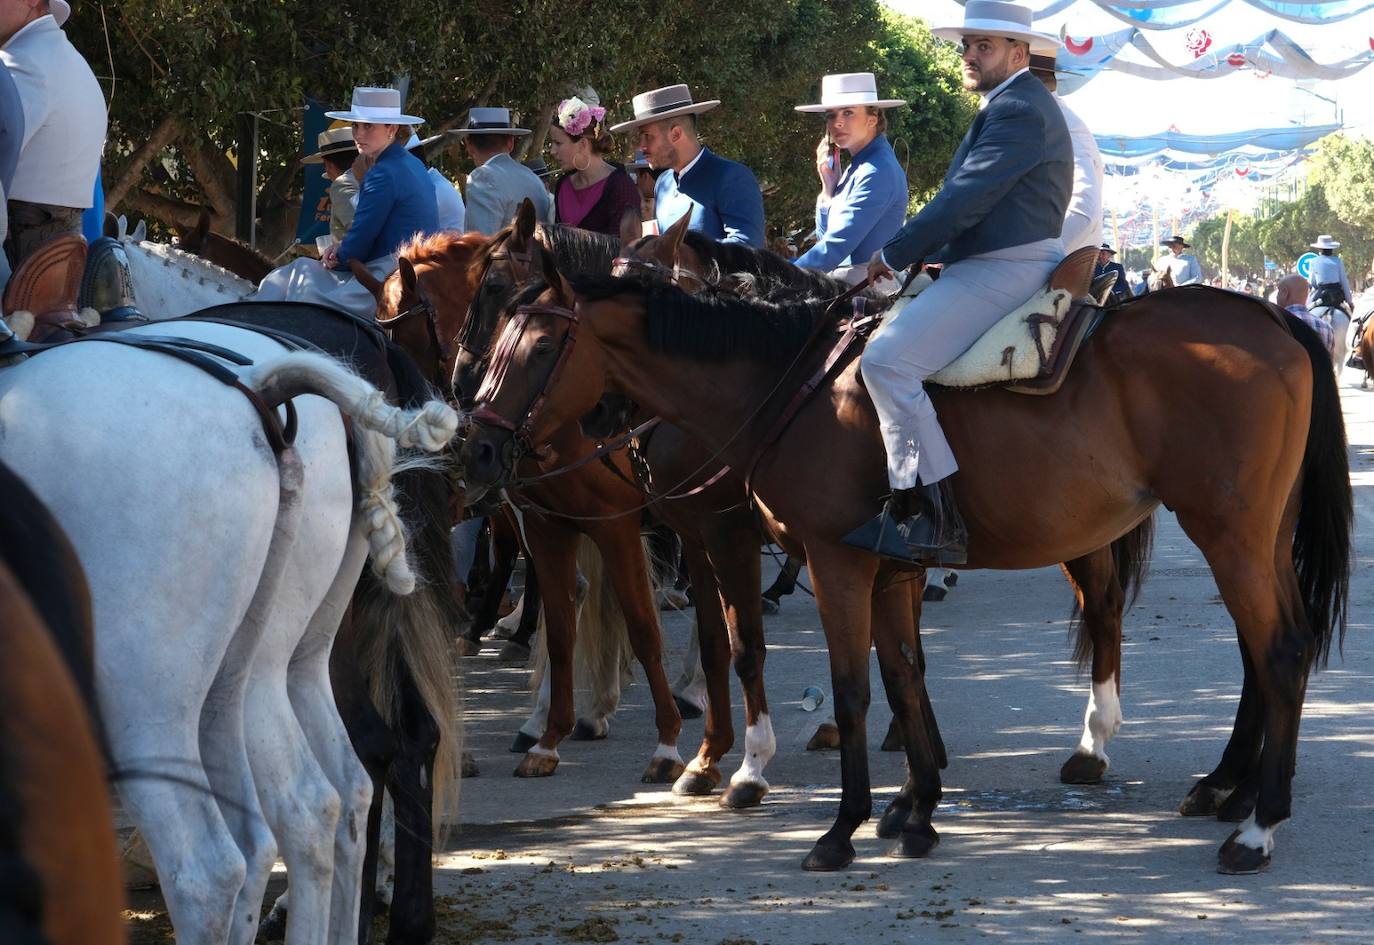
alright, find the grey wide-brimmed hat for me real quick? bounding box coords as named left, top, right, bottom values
left=796, top=73, right=906, bottom=113
left=302, top=127, right=356, bottom=165
left=51, top=0, right=71, bottom=26
left=405, top=132, right=444, bottom=151
left=932, top=0, right=1057, bottom=47
left=609, top=84, right=720, bottom=134
left=523, top=158, right=554, bottom=179
left=449, top=107, right=531, bottom=137
left=325, top=87, right=424, bottom=125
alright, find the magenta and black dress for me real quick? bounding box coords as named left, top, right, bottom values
left=553, top=166, right=640, bottom=236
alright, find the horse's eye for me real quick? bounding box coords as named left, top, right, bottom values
left=532, top=336, right=555, bottom=356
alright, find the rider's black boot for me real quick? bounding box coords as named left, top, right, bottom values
left=80, top=236, right=143, bottom=324
left=841, top=481, right=967, bottom=566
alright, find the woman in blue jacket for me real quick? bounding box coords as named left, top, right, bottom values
left=793, top=73, right=908, bottom=282
left=254, top=87, right=437, bottom=316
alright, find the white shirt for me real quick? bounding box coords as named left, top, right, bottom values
left=0, top=15, right=106, bottom=207
left=1056, top=96, right=1104, bottom=254
left=674, top=147, right=706, bottom=180
left=427, top=166, right=466, bottom=232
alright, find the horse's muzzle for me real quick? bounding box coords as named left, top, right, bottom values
left=458, top=422, right=517, bottom=492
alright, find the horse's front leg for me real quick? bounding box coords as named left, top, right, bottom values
left=801, top=543, right=880, bottom=871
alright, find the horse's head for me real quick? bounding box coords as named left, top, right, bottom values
left=614, top=211, right=714, bottom=292
left=579, top=392, right=637, bottom=440
left=376, top=232, right=486, bottom=393
left=453, top=199, right=549, bottom=409
left=172, top=209, right=212, bottom=254
left=459, top=251, right=611, bottom=497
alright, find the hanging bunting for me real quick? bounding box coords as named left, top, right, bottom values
left=955, top=0, right=1374, bottom=29
left=1095, top=123, right=1339, bottom=157
left=1056, top=26, right=1374, bottom=90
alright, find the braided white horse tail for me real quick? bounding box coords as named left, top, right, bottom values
left=243, top=352, right=461, bottom=594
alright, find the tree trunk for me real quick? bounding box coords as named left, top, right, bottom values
left=105, top=116, right=181, bottom=211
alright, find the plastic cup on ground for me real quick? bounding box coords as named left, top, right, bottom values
left=801, top=686, right=825, bottom=712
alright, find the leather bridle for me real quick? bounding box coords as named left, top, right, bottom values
left=468, top=301, right=579, bottom=462
left=610, top=254, right=711, bottom=293
left=376, top=283, right=454, bottom=374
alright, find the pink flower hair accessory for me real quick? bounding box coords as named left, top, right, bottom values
left=557, top=97, right=607, bottom=137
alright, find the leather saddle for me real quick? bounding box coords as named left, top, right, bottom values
left=2, top=234, right=92, bottom=342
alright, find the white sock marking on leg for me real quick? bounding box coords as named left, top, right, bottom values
left=730, top=714, right=776, bottom=788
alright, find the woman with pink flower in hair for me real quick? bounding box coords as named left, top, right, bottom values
left=547, top=93, right=640, bottom=236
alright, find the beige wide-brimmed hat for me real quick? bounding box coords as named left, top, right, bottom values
left=796, top=73, right=906, bottom=113
left=448, top=107, right=531, bottom=137
left=609, top=84, right=720, bottom=134
left=932, top=0, right=1057, bottom=47
left=1311, top=234, right=1341, bottom=250
left=301, top=127, right=356, bottom=165
left=326, top=87, right=424, bottom=125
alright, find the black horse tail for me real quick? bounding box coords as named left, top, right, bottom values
left=1285, top=312, right=1353, bottom=667
left=1069, top=515, right=1155, bottom=671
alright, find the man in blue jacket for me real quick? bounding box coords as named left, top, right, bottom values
left=610, top=84, right=764, bottom=247
left=847, top=0, right=1072, bottom=565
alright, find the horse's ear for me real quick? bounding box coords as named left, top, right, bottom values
left=130, top=219, right=146, bottom=242
left=618, top=209, right=640, bottom=250
left=538, top=245, right=574, bottom=303
left=399, top=257, right=418, bottom=296
left=511, top=198, right=537, bottom=249
left=662, top=210, right=691, bottom=263
left=350, top=258, right=386, bottom=302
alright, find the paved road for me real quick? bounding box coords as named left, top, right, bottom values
left=440, top=365, right=1374, bottom=945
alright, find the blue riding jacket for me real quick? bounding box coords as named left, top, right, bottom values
left=795, top=135, right=907, bottom=271
left=335, top=141, right=438, bottom=268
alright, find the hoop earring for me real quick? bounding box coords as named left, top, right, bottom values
left=574, top=152, right=591, bottom=172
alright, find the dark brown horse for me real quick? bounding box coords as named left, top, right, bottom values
left=174, top=210, right=277, bottom=284
left=0, top=460, right=124, bottom=944
left=620, top=216, right=1149, bottom=782
left=462, top=254, right=1350, bottom=876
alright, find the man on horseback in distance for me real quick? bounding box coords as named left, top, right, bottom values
left=849, top=0, right=1072, bottom=565
left=1306, top=234, right=1352, bottom=313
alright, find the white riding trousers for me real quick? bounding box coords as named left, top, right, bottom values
left=250, top=253, right=397, bottom=319
left=861, top=238, right=1062, bottom=489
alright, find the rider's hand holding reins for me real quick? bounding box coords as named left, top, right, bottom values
left=867, top=249, right=895, bottom=285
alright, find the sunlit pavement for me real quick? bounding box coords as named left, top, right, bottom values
left=444, top=365, right=1374, bottom=945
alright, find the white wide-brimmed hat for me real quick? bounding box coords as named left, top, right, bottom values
left=51, top=0, right=71, bottom=26
left=1027, top=37, right=1083, bottom=76
left=932, top=0, right=1057, bottom=48
left=609, top=84, right=720, bottom=134
left=448, top=107, right=531, bottom=137
left=796, top=73, right=906, bottom=113
left=1311, top=234, right=1341, bottom=250
left=302, top=126, right=356, bottom=165
left=325, top=87, right=424, bottom=125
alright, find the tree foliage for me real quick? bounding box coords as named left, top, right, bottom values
left=67, top=1, right=972, bottom=253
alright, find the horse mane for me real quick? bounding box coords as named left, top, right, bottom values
left=123, top=239, right=255, bottom=289
left=679, top=230, right=860, bottom=302
left=537, top=224, right=620, bottom=275
left=396, top=230, right=489, bottom=268
left=568, top=273, right=826, bottom=364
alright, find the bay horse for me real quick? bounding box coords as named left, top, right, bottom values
left=462, top=253, right=1350, bottom=876
left=175, top=209, right=278, bottom=284
left=169, top=301, right=464, bottom=945
left=446, top=211, right=824, bottom=804
left=0, top=460, right=123, bottom=944
left=618, top=217, right=1150, bottom=783
left=0, top=324, right=458, bottom=943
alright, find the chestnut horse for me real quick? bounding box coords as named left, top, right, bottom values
left=0, top=460, right=123, bottom=944
left=620, top=217, right=1153, bottom=783
left=174, top=210, right=277, bottom=284
left=463, top=256, right=1350, bottom=876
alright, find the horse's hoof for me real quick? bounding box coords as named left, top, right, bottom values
left=880, top=720, right=903, bottom=752
left=720, top=779, right=768, bottom=809
left=672, top=766, right=722, bottom=796
left=802, top=839, right=855, bottom=872
left=806, top=722, right=841, bottom=751
left=497, top=641, right=531, bottom=663
left=1178, top=781, right=1229, bottom=817
left=454, top=636, right=482, bottom=657
left=889, top=824, right=940, bottom=859
left=761, top=596, right=780, bottom=615
left=1217, top=830, right=1270, bottom=875
left=514, top=752, right=559, bottom=778
left=258, top=905, right=287, bottom=942
left=461, top=751, right=480, bottom=779
left=642, top=756, right=686, bottom=784
left=571, top=718, right=609, bottom=741
left=673, top=695, right=704, bottom=720
left=1059, top=750, right=1108, bottom=784
left=921, top=584, right=947, bottom=602
left=1216, top=784, right=1257, bottom=823
left=875, top=799, right=911, bottom=840
left=509, top=731, right=539, bottom=754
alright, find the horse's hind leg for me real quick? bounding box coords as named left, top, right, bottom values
left=1058, top=547, right=1126, bottom=784
left=670, top=539, right=735, bottom=797
left=514, top=519, right=580, bottom=777
left=592, top=517, right=685, bottom=784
